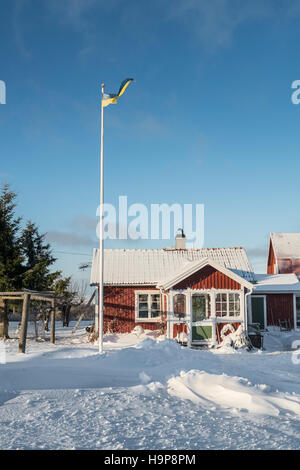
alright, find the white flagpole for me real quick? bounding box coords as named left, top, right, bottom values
left=98, top=83, right=105, bottom=354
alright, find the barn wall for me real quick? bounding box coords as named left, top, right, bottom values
left=266, top=294, right=294, bottom=328
left=267, top=242, right=276, bottom=274
left=173, top=265, right=241, bottom=290
left=278, top=258, right=300, bottom=277
left=103, top=285, right=162, bottom=334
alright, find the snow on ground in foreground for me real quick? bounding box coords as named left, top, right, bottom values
left=0, top=322, right=300, bottom=449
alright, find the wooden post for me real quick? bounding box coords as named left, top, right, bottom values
left=50, top=298, right=56, bottom=344
left=18, top=294, right=31, bottom=354
left=0, top=298, right=9, bottom=339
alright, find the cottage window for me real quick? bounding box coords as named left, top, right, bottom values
left=136, top=293, right=161, bottom=321
left=216, top=293, right=240, bottom=317
left=173, top=294, right=186, bottom=318
left=192, top=294, right=211, bottom=321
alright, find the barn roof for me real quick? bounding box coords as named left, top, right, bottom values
left=253, top=273, right=300, bottom=293
left=270, top=233, right=300, bottom=259
left=90, top=247, right=255, bottom=286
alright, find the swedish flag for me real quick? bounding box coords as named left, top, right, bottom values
left=102, top=78, right=135, bottom=107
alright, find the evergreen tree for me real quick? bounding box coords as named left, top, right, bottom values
left=20, top=221, right=61, bottom=291
left=0, top=184, right=23, bottom=291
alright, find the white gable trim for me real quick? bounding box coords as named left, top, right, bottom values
left=157, top=257, right=253, bottom=291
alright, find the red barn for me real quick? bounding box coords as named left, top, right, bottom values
left=267, top=233, right=300, bottom=277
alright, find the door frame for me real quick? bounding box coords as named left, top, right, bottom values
left=250, top=295, right=267, bottom=330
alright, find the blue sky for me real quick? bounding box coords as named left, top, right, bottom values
left=1, top=0, right=300, bottom=283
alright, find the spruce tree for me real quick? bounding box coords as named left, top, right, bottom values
left=20, top=221, right=61, bottom=291
left=0, top=184, right=23, bottom=291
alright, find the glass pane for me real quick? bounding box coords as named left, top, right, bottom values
left=139, top=310, right=148, bottom=318
left=151, top=310, right=160, bottom=318
left=151, top=294, right=160, bottom=302
left=174, top=294, right=186, bottom=317
left=139, top=294, right=148, bottom=302
left=151, top=302, right=160, bottom=309
left=222, top=293, right=227, bottom=302
left=139, top=302, right=148, bottom=310
left=192, top=295, right=206, bottom=321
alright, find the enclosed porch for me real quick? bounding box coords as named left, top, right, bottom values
left=165, top=289, right=246, bottom=346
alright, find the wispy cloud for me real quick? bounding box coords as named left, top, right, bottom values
left=46, top=0, right=98, bottom=30
left=12, top=0, right=32, bottom=59
left=247, top=246, right=268, bottom=259
left=46, top=230, right=96, bottom=248
left=68, top=215, right=98, bottom=232
left=168, top=0, right=272, bottom=51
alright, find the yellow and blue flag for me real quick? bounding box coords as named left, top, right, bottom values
left=102, top=78, right=134, bottom=108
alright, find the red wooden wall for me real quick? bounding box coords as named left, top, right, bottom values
left=103, top=285, right=161, bottom=334
left=267, top=242, right=276, bottom=274
left=174, top=265, right=241, bottom=290
left=266, top=294, right=294, bottom=327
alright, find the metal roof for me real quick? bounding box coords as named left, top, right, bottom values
left=270, top=233, right=300, bottom=259
left=253, top=273, right=300, bottom=293
left=90, top=247, right=255, bottom=286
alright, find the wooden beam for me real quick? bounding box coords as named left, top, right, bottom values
left=1, top=296, right=23, bottom=301
left=50, top=298, right=56, bottom=344
left=30, top=295, right=53, bottom=302
left=18, top=293, right=31, bottom=354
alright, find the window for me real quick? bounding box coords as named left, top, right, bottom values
left=216, top=293, right=240, bottom=317
left=174, top=294, right=186, bottom=318
left=192, top=294, right=211, bottom=321
left=136, top=292, right=161, bottom=321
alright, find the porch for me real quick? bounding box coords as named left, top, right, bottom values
left=165, top=289, right=246, bottom=347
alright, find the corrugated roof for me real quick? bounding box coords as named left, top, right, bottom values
left=253, top=273, right=300, bottom=292
left=271, top=233, right=300, bottom=259
left=90, top=247, right=255, bottom=285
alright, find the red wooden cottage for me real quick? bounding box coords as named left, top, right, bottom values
left=90, top=234, right=300, bottom=346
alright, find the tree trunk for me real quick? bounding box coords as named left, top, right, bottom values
left=62, top=305, right=71, bottom=327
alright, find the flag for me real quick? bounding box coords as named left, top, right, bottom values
left=102, top=78, right=134, bottom=107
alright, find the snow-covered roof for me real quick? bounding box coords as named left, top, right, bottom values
left=270, top=233, right=300, bottom=259
left=90, top=247, right=255, bottom=286
left=253, top=273, right=300, bottom=293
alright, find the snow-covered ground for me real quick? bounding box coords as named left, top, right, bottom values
left=1, top=322, right=300, bottom=450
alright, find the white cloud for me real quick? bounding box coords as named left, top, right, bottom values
left=168, top=0, right=273, bottom=50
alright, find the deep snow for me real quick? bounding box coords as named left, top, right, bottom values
left=0, top=322, right=300, bottom=450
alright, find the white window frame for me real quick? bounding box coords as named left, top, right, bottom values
left=215, top=291, right=243, bottom=320
left=135, top=290, right=162, bottom=322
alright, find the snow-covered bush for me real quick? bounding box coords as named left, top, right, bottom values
left=132, top=325, right=144, bottom=337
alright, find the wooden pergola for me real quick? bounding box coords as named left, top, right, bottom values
left=0, top=290, right=57, bottom=353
